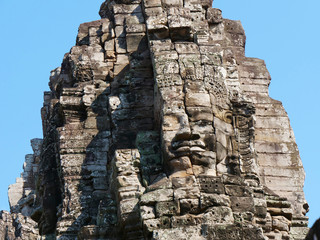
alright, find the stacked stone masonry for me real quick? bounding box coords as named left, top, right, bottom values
left=2, top=0, right=309, bottom=239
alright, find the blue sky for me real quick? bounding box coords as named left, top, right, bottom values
left=0, top=0, right=319, bottom=226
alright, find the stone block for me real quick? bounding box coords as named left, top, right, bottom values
left=201, top=52, right=223, bottom=65
left=60, top=96, right=82, bottom=108
left=140, top=189, right=173, bottom=205
left=158, top=216, right=171, bottom=228
left=171, top=215, right=202, bottom=227
left=113, top=4, right=142, bottom=14
left=155, top=201, right=180, bottom=217
left=102, top=20, right=114, bottom=32
left=198, top=176, right=225, bottom=194
left=143, top=218, right=161, bottom=233
left=146, top=14, right=169, bottom=37
left=272, top=216, right=290, bottom=232
left=119, top=199, right=140, bottom=216
left=256, top=128, right=294, bottom=143
left=167, top=8, right=191, bottom=29
left=190, top=11, right=206, bottom=24
left=140, top=205, right=156, bottom=220
left=171, top=175, right=197, bottom=189
left=230, top=196, right=255, bottom=213
left=153, top=50, right=179, bottom=62
left=89, top=36, right=100, bottom=46
left=239, top=60, right=271, bottom=80
left=116, top=53, right=130, bottom=66
left=224, top=19, right=245, bottom=35
left=117, top=175, right=141, bottom=187
left=161, top=0, right=183, bottom=7
left=267, top=207, right=293, bottom=220
left=113, top=64, right=129, bottom=76
left=147, top=174, right=172, bottom=191
left=221, top=175, right=244, bottom=185
left=152, top=226, right=203, bottom=240
left=126, top=33, right=147, bottom=52
left=115, top=37, right=127, bottom=53
left=155, top=74, right=183, bottom=88
left=225, top=185, right=252, bottom=197
left=179, top=55, right=202, bottom=77
left=149, top=39, right=174, bottom=53
left=184, top=0, right=202, bottom=11
left=8, top=182, right=24, bottom=208
left=254, top=103, right=286, bottom=117
left=154, top=60, right=180, bottom=75
left=255, top=116, right=290, bottom=129
left=185, top=92, right=211, bottom=107
left=266, top=198, right=291, bottom=209
left=180, top=198, right=200, bottom=214
left=202, top=206, right=234, bottom=224
left=30, top=138, right=43, bottom=156
left=255, top=141, right=297, bottom=154
left=115, top=25, right=125, bottom=38
left=144, top=7, right=163, bottom=16
left=87, top=46, right=105, bottom=62
left=126, top=23, right=146, bottom=33
left=119, top=190, right=142, bottom=201
left=290, top=226, right=309, bottom=239
left=207, top=8, right=222, bottom=24
left=194, top=31, right=210, bottom=45
left=174, top=42, right=199, bottom=54
left=200, top=193, right=230, bottom=209
left=60, top=139, right=92, bottom=150
left=173, top=186, right=200, bottom=199
left=199, top=0, right=213, bottom=9
left=206, top=224, right=265, bottom=240
left=143, top=0, right=162, bottom=8
left=76, top=20, right=105, bottom=45
left=254, top=199, right=267, bottom=218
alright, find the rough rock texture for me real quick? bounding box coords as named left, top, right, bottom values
left=2, top=0, right=309, bottom=239
left=0, top=211, right=38, bottom=239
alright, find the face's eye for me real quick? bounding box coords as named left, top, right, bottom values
left=186, top=107, right=213, bottom=123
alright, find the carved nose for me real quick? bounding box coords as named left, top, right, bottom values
left=174, top=114, right=191, bottom=141
left=175, top=128, right=191, bottom=141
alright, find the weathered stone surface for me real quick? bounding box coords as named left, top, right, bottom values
left=141, top=189, right=174, bottom=204
left=207, top=8, right=222, bottom=24
left=0, top=211, right=39, bottom=239
left=2, top=0, right=308, bottom=239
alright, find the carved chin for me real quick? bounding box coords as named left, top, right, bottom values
left=168, top=156, right=192, bottom=173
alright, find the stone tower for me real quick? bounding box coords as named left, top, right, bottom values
left=0, top=0, right=309, bottom=239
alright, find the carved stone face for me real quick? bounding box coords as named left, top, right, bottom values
left=159, top=88, right=237, bottom=177
left=153, top=42, right=243, bottom=178
left=156, top=72, right=220, bottom=177
left=162, top=110, right=216, bottom=177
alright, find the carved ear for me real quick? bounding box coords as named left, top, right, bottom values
left=213, top=107, right=233, bottom=124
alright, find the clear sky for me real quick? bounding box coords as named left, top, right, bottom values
left=0, top=0, right=319, bottom=227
